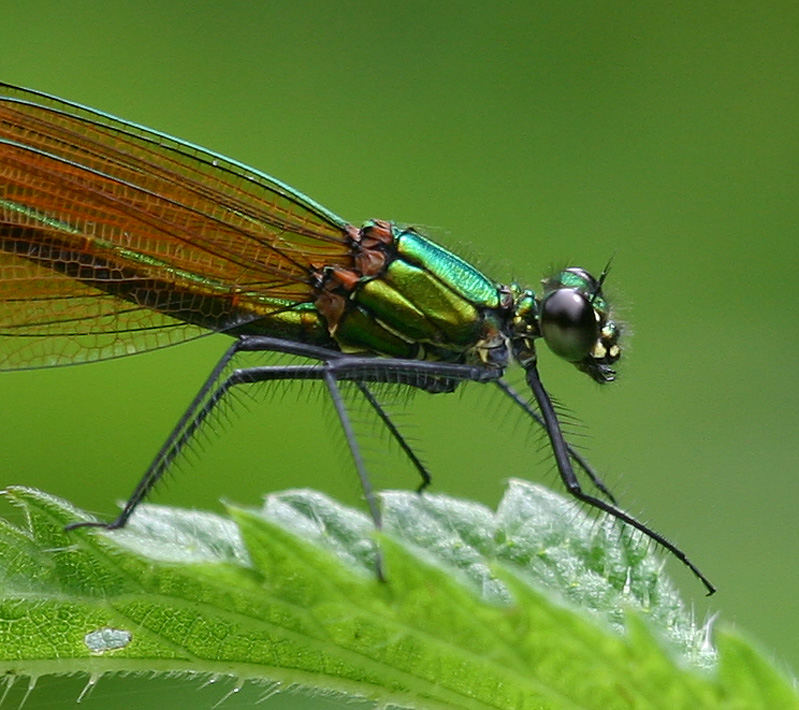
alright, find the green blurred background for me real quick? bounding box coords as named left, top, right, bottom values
left=1, top=1, right=797, bottom=707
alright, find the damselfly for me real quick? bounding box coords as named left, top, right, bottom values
left=0, top=84, right=714, bottom=594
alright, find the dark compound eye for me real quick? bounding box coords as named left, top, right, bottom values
left=540, top=289, right=599, bottom=362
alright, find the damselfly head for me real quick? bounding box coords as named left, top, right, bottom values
left=539, top=268, right=621, bottom=383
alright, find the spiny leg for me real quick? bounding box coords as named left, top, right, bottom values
left=523, top=362, right=715, bottom=595
left=66, top=338, right=493, bottom=532
left=354, top=382, right=432, bottom=492
left=324, top=371, right=385, bottom=581
left=66, top=335, right=355, bottom=531
left=323, top=371, right=381, bottom=527
left=67, top=362, right=350, bottom=530
left=494, top=379, right=618, bottom=504
left=65, top=338, right=246, bottom=531
left=359, top=375, right=619, bottom=500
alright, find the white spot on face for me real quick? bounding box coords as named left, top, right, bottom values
left=84, top=627, right=132, bottom=653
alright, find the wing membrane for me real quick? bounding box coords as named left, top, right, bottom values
left=0, top=84, right=353, bottom=369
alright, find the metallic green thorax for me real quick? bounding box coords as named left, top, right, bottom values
left=315, top=220, right=509, bottom=366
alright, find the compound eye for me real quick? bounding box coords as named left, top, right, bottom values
left=540, top=289, right=599, bottom=362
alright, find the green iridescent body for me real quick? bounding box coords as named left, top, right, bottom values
left=0, top=84, right=619, bottom=382
left=2, top=85, right=719, bottom=596
left=317, top=221, right=507, bottom=365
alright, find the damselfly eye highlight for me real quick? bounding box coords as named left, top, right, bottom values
left=540, top=289, right=599, bottom=362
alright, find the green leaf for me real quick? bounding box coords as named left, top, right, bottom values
left=0, top=481, right=795, bottom=709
